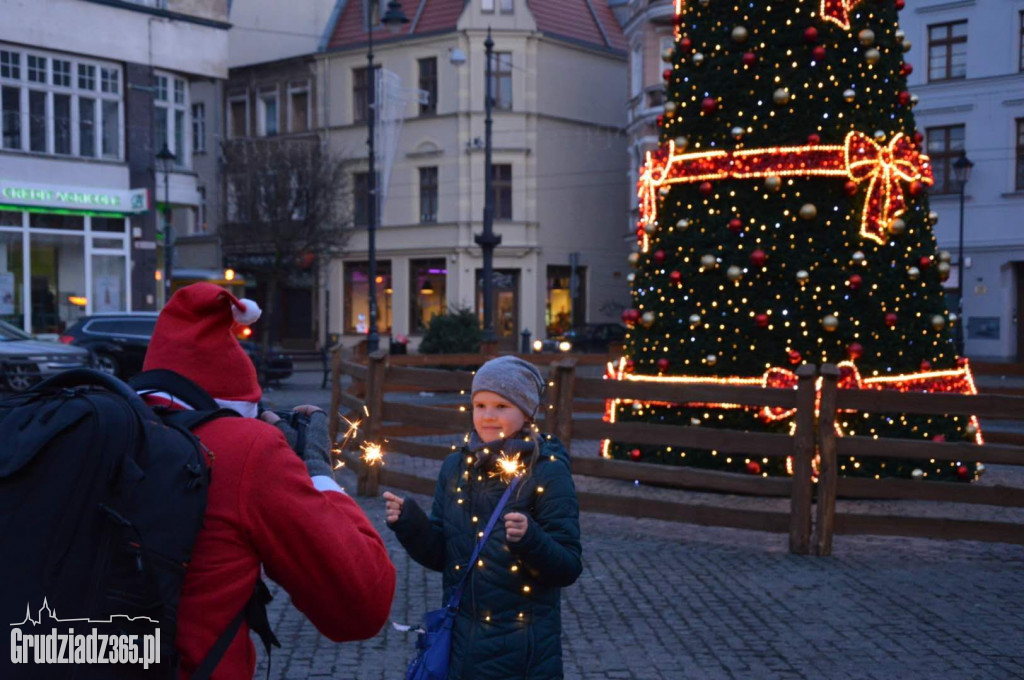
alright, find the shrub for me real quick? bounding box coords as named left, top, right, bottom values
left=418, top=307, right=482, bottom=354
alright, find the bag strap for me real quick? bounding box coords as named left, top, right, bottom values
left=129, top=369, right=220, bottom=411
left=190, top=579, right=280, bottom=680
left=162, top=408, right=240, bottom=433
left=448, top=476, right=520, bottom=612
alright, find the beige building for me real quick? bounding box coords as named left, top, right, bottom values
left=321, top=0, right=630, bottom=350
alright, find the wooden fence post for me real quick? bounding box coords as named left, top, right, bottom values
left=813, top=364, right=840, bottom=556
left=358, top=349, right=388, bottom=497
left=327, top=348, right=343, bottom=447
left=788, top=364, right=818, bottom=555
left=548, top=359, right=577, bottom=453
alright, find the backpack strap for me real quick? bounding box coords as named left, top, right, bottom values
left=129, top=369, right=220, bottom=411
left=190, top=580, right=281, bottom=680
left=162, top=408, right=240, bottom=433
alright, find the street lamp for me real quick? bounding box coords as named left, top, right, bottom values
left=952, top=150, right=973, bottom=357
left=156, top=143, right=176, bottom=305
left=365, top=0, right=409, bottom=352
left=475, top=27, right=502, bottom=344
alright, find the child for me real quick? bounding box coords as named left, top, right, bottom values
left=384, top=355, right=582, bottom=679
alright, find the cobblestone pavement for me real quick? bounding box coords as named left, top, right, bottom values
left=253, top=368, right=1024, bottom=679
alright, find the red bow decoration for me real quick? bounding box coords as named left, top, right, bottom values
left=820, top=0, right=864, bottom=30
left=844, top=132, right=933, bottom=245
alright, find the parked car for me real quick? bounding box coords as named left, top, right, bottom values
left=61, top=312, right=294, bottom=382
left=0, top=320, right=92, bottom=392
left=533, top=323, right=627, bottom=354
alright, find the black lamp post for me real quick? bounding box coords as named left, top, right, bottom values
left=156, top=143, right=176, bottom=305
left=475, top=28, right=502, bottom=343
left=952, top=150, right=974, bottom=356
left=365, top=0, right=408, bottom=352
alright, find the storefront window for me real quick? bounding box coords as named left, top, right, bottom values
left=344, top=261, right=391, bottom=334
left=30, top=232, right=86, bottom=333
left=31, top=213, right=84, bottom=231
left=91, top=254, right=126, bottom=313
left=410, top=259, right=446, bottom=333
left=91, top=216, right=127, bottom=233
left=546, top=265, right=585, bottom=335
left=0, top=230, right=24, bottom=326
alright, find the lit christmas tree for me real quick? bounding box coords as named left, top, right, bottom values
left=607, top=0, right=982, bottom=482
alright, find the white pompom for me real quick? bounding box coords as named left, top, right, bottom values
left=232, top=298, right=262, bottom=325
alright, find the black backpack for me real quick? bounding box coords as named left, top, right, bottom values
left=0, top=368, right=278, bottom=679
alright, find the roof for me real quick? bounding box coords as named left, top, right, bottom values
left=324, top=0, right=626, bottom=53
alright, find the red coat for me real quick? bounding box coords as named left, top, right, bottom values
left=172, top=415, right=395, bottom=678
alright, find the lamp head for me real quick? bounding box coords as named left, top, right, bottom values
left=156, top=143, right=176, bottom=172
left=952, top=151, right=974, bottom=185
left=381, top=1, right=409, bottom=35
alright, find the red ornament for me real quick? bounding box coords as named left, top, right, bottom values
left=679, top=37, right=693, bottom=53
left=844, top=180, right=859, bottom=196
left=700, top=181, right=714, bottom=196
left=898, top=90, right=911, bottom=106
left=788, top=349, right=802, bottom=365
left=728, top=218, right=744, bottom=233
left=931, top=434, right=946, bottom=443
left=895, top=0, right=905, bottom=10
left=749, top=249, right=767, bottom=267
left=901, top=63, right=913, bottom=76
left=885, top=312, right=898, bottom=327
left=847, top=342, right=864, bottom=359
left=812, top=46, right=826, bottom=61
left=625, top=359, right=635, bottom=372
left=656, top=115, right=664, bottom=127
left=657, top=357, right=671, bottom=373
left=913, top=131, right=924, bottom=145
left=909, top=180, right=923, bottom=196
left=653, top=249, right=666, bottom=265
left=957, top=465, right=969, bottom=480
left=621, top=309, right=639, bottom=325
left=663, top=69, right=672, bottom=81
left=629, top=448, right=642, bottom=460
left=742, top=51, right=757, bottom=67
left=669, top=270, right=682, bottom=284
left=745, top=461, right=762, bottom=475
left=702, top=97, right=718, bottom=114
left=848, top=274, right=863, bottom=290
left=920, top=359, right=933, bottom=371
left=755, top=313, right=769, bottom=328
left=919, top=256, right=932, bottom=269
left=807, top=133, right=821, bottom=145
left=803, top=26, right=819, bottom=43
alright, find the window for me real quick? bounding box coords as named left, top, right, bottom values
left=928, top=21, right=967, bottom=82
left=630, top=44, right=643, bottom=99
left=482, top=0, right=494, bottom=11
left=2, top=86, right=20, bottom=150
left=28, top=90, right=45, bottom=152
left=100, top=67, right=118, bottom=94
left=419, top=167, right=438, bottom=223
left=410, top=259, right=446, bottom=333
left=258, top=89, right=278, bottom=136
left=353, top=172, right=372, bottom=226
left=1020, top=12, right=1024, bottom=72
left=499, top=0, right=513, bottom=13
left=54, top=93, right=71, bottom=154
left=546, top=265, right=586, bottom=335
left=79, top=97, right=95, bottom=157
left=353, top=66, right=379, bottom=123
left=418, top=57, right=437, bottom=116
left=154, top=72, right=188, bottom=167
left=492, top=164, right=512, bottom=220
left=53, top=60, right=71, bottom=87
left=1016, top=119, right=1024, bottom=191
left=228, top=96, right=247, bottom=138
left=344, top=261, right=392, bottom=334
left=1, top=50, right=20, bottom=79
left=488, top=52, right=512, bottom=111
left=926, top=125, right=965, bottom=194
left=77, top=64, right=95, bottom=90
left=27, top=55, right=46, bottom=83
left=192, top=103, right=205, bottom=153
left=289, top=83, right=310, bottom=133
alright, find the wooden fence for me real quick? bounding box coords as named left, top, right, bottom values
left=328, top=351, right=1024, bottom=555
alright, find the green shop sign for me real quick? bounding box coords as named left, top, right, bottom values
left=0, top=180, right=149, bottom=215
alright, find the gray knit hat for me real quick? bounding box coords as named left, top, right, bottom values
left=471, top=356, right=545, bottom=418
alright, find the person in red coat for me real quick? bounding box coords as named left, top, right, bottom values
left=140, top=283, right=396, bottom=678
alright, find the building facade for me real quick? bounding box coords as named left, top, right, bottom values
left=320, top=0, right=630, bottom=351
left=0, top=0, right=229, bottom=335
left=900, top=0, right=1024, bottom=361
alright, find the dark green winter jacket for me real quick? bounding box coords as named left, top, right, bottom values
left=390, top=435, right=582, bottom=679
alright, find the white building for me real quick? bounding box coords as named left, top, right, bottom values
left=901, top=0, right=1024, bottom=361
left=0, top=0, right=228, bottom=334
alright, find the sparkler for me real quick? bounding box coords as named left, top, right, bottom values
left=489, top=452, right=526, bottom=483
left=360, top=441, right=386, bottom=466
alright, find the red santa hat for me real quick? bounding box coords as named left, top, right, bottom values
left=143, top=282, right=263, bottom=403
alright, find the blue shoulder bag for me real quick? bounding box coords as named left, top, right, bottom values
left=405, top=477, right=521, bottom=680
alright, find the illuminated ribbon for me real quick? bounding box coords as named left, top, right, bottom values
left=674, top=0, right=866, bottom=31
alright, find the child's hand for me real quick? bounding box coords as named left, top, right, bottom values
left=382, top=492, right=405, bottom=524
left=504, top=512, right=529, bottom=543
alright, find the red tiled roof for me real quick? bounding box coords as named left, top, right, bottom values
left=528, top=0, right=627, bottom=53
left=327, top=0, right=467, bottom=50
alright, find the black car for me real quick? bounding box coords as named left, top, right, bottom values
left=61, top=312, right=293, bottom=382
left=0, top=320, right=92, bottom=392
left=533, top=323, right=627, bottom=354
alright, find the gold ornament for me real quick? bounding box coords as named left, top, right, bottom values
left=765, top=175, right=782, bottom=192
left=692, top=52, right=705, bottom=66
left=949, top=312, right=958, bottom=323
left=700, top=254, right=718, bottom=269
left=901, top=39, right=912, bottom=53
left=799, top=203, right=817, bottom=220
left=911, top=468, right=924, bottom=480
left=976, top=462, right=986, bottom=476
left=676, top=218, right=691, bottom=231
left=643, top=221, right=658, bottom=236
left=626, top=272, right=636, bottom=283
left=937, top=262, right=951, bottom=280
left=641, top=311, right=656, bottom=328
left=773, top=87, right=790, bottom=105
left=726, top=265, right=743, bottom=282
left=843, top=88, right=856, bottom=102
left=731, top=126, right=745, bottom=140
left=895, top=30, right=906, bottom=41
left=662, top=48, right=674, bottom=63
left=931, top=314, right=946, bottom=330
left=731, top=26, right=749, bottom=43
left=873, top=130, right=887, bottom=142
left=865, top=48, right=881, bottom=65
left=928, top=211, right=940, bottom=226
left=858, top=29, right=875, bottom=46
left=938, top=250, right=952, bottom=262
left=796, top=270, right=810, bottom=284
left=689, top=314, right=701, bottom=326
left=658, top=186, right=670, bottom=197
left=907, top=266, right=920, bottom=280
left=966, top=423, right=979, bottom=437
left=674, top=135, right=689, bottom=150
left=909, top=94, right=919, bottom=108
left=627, top=252, right=640, bottom=266
left=822, top=315, right=839, bottom=331
left=852, top=251, right=866, bottom=264
left=888, top=218, right=906, bottom=235
left=705, top=354, right=718, bottom=366
left=664, top=101, right=678, bottom=115
left=690, top=417, right=702, bottom=426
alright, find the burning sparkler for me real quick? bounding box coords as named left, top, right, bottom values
left=489, top=451, right=526, bottom=483
left=360, top=440, right=386, bottom=466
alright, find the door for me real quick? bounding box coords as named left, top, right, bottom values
left=476, top=269, right=519, bottom=349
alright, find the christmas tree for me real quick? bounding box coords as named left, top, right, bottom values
left=608, top=0, right=981, bottom=482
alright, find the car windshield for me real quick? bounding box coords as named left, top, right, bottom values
left=0, top=320, right=31, bottom=341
